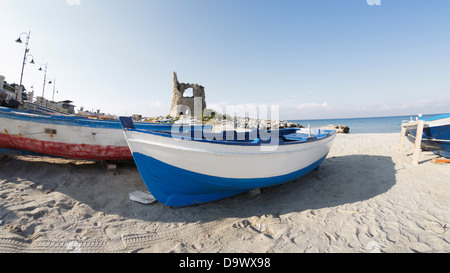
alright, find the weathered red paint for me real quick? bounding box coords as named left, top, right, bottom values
left=0, top=133, right=133, bottom=161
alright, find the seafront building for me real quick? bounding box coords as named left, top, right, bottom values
left=1, top=74, right=75, bottom=114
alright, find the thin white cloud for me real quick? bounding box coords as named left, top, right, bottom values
left=66, top=0, right=81, bottom=6
left=296, top=101, right=328, bottom=110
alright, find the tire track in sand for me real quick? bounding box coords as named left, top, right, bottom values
left=0, top=217, right=242, bottom=252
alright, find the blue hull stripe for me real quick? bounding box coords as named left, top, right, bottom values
left=132, top=152, right=328, bottom=207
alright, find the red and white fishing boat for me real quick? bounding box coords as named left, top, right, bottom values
left=0, top=106, right=175, bottom=161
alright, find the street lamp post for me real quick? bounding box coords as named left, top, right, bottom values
left=16, top=31, right=34, bottom=87
left=38, top=63, right=48, bottom=99
left=16, top=31, right=35, bottom=101
left=48, top=78, right=57, bottom=101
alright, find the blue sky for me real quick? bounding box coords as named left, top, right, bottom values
left=1, top=0, right=450, bottom=119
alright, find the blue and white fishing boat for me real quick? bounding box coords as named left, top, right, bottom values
left=406, top=113, right=450, bottom=158
left=119, top=117, right=336, bottom=207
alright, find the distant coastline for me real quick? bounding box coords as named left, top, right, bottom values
left=289, top=113, right=450, bottom=134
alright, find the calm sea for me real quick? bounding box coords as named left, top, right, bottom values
left=288, top=113, right=450, bottom=134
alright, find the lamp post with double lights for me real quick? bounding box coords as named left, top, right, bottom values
left=38, top=63, right=48, bottom=99
left=16, top=31, right=34, bottom=86
left=47, top=78, right=58, bottom=101
left=16, top=31, right=35, bottom=100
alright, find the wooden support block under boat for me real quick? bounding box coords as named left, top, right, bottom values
left=102, top=161, right=117, bottom=174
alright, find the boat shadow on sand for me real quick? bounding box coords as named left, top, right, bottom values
left=190, top=154, right=397, bottom=221
left=0, top=154, right=396, bottom=225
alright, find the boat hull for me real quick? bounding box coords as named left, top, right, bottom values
left=121, top=119, right=336, bottom=207
left=132, top=152, right=328, bottom=207
left=0, top=107, right=175, bottom=161
left=406, top=115, right=450, bottom=158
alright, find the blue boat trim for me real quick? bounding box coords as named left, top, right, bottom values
left=0, top=106, right=119, bottom=129
left=0, top=107, right=208, bottom=131
left=132, top=152, right=328, bottom=207
left=119, top=116, right=336, bottom=147
left=423, top=113, right=450, bottom=122
left=124, top=127, right=335, bottom=147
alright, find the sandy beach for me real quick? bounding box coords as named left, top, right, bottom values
left=0, top=133, right=449, bottom=253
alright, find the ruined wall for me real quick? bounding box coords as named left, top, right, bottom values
left=169, top=72, right=207, bottom=118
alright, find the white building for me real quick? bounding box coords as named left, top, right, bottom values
left=0, top=75, right=21, bottom=107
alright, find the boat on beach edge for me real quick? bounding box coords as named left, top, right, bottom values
left=119, top=116, right=336, bottom=207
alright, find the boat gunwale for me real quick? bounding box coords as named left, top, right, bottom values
left=124, top=126, right=337, bottom=147
left=0, top=106, right=178, bottom=130
left=423, top=114, right=450, bottom=122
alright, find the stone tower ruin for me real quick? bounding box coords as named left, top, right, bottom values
left=169, top=72, right=207, bottom=118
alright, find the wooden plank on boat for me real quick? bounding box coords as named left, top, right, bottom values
left=398, top=124, right=407, bottom=154
left=398, top=120, right=425, bottom=165
left=400, top=120, right=422, bottom=127
left=412, top=120, right=425, bottom=165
